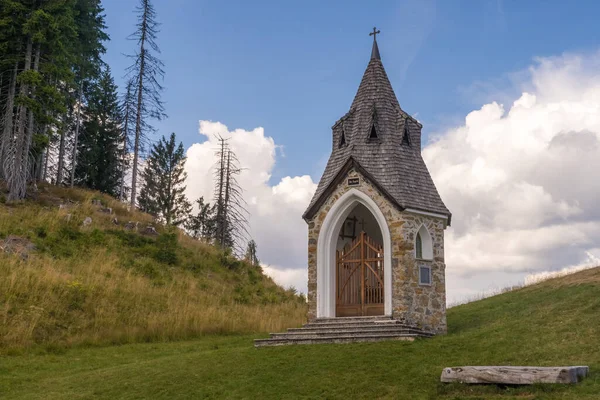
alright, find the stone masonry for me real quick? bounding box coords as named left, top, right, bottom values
left=306, top=168, right=447, bottom=334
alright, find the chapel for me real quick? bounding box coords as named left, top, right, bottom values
left=302, top=29, right=451, bottom=334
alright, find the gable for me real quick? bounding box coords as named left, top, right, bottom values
left=303, top=158, right=403, bottom=221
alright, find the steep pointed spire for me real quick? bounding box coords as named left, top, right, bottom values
left=350, top=27, right=399, bottom=112
left=304, top=27, right=451, bottom=223
left=369, top=27, right=381, bottom=60
left=371, top=39, right=381, bottom=60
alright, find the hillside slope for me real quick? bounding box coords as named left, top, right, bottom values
left=2, top=266, right=599, bottom=399
left=0, top=185, right=306, bottom=350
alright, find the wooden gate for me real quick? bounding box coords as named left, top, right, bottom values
left=336, top=231, right=384, bottom=317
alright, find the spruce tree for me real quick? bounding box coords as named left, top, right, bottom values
left=126, top=0, right=166, bottom=207
left=3, top=0, right=79, bottom=200
left=0, top=0, right=25, bottom=179
left=244, top=240, right=259, bottom=267
left=0, top=0, right=108, bottom=199
left=69, top=0, right=109, bottom=188
left=185, top=197, right=216, bottom=241
left=74, top=65, right=124, bottom=196
left=138, top=133, right=190, bottom=226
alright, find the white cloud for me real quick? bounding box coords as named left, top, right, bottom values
left=184, top=121, right=316, bottom=294
left=185, top=51, right=600, bottom=304
left=524, top=250, right=600, bottom=286
left=426, top=51, right=600, bottom=301
left=261, top=265, right=308, bottom=292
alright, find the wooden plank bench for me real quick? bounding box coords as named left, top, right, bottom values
left=441, top=366, right=589, bottom=385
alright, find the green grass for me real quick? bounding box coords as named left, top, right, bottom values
left=2, top=268, right=600, bottom=399
left=0, top=185, right=305, bottom=349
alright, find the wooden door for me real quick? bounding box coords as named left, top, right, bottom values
left=336, top=231, right=384, bottom=317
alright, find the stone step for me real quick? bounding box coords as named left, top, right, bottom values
left=285, top=326, right=433, bottom=337
left=254, top=333, right=423, bottom=347
left=313, top=316, right=393, bottom=323
left=302, top=321, right=419, bottom=330
left=270, top=328, right=432, bottom=340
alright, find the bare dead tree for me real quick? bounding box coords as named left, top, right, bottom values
left=213, top=136, right=250, bottom=256
left=119, top=78, right=136, bottom=201
left=126, top=0, right=166, bottom=208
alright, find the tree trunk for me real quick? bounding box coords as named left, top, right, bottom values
left=215, top=140, right=226, bottom=247
left=7, top=37, right=33, bottom=202
left=119, top=88, right=130, bottom=202
left=70, top=85, right=83, bottom=187
left=43, top=142, right=50, bottom=182
left=131, top=4, right=150, bottom=208
left=21, top=43, right=41, bottom=183
left=223, top=151, right=232, bottom=247
left=56, top=125, right=66, bottom=185
left=0, top=62, right=19, bottom=179
left=36, top=149, right=44, bottom=182
left=131, top=47, right=146, bottom=208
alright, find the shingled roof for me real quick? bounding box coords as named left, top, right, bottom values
left=303, top=36, right=451, bottom=224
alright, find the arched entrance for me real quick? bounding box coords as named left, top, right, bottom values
left=316, top=188, right=392, bottom=318
left=335, top=203, right=385, bottom=316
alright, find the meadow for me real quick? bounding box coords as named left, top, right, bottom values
left=2, top=267, right=599, bottom=399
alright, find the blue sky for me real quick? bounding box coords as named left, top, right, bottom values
left=102, top=0, right=600, bottom=183
left=100, top=1, right=600, bottom=300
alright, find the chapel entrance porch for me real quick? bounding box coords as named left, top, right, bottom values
left=335, top=203, right=384, bottom=317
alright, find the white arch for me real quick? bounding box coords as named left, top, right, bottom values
left=416, top=224, right=433, bottom=260
left=316, top=188, right=392, bottom=318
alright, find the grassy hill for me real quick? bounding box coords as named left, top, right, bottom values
left=2, top=265, right=600, bottom=399
left=0, top=185, right=306, bottom=350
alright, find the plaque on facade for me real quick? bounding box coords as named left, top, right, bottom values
left=347, top=178, right=360, bottom=186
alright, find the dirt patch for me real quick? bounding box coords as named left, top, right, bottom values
left=0, top=235, right=36, bottom=260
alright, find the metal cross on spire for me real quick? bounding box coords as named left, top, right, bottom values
left=369, top=27, right=381, bottom=60
left=369, top=27, right=381, bottom=41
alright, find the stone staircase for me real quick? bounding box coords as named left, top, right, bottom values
left=254, top=316, right=434, bottom=347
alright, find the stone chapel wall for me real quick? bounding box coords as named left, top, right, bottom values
left=306, top=167, right=447, bottom=334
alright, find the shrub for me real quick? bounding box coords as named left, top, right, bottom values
left=35, top=226, right=47, bottom=238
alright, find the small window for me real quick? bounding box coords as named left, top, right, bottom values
left=402, top=122, right=410, bottom=146
left=415, top=232, right=423, bottom=259
left=416, top=225, right=433, bottom=260
left=419, top=266, right=431, bottom=285
left=339, top=131, right=346, bottom=147
left=369, top=125, right=378, bottom=139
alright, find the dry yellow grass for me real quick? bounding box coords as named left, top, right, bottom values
left=534, top=265, right=600, bottom=287
left=0, top=185, right=306, bottom=350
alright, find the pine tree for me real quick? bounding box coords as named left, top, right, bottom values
left=69, top=0, right=108, bottom=188
left=185, top=196, right=216, bottom=241
left=126, top=0, right=166, bottom=208
left=244, top=240, right=259, bottom=267
left=0, top=0, right=108, bottom=199
left=138, top=133, right=190, bottom=226
left=0, top=0, right=24, bottom=179
left=74, top=65, right=124, bottom=196
left=3, top=0, right=79, bottom=200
